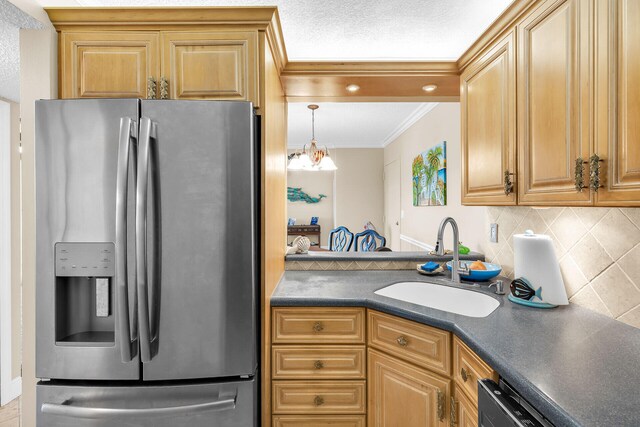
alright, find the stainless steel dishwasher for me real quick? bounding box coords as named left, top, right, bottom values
left=478, top=379, right=554, bottom=427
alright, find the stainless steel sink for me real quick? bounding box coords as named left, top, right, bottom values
left=374, top=281, right=500, bottom=318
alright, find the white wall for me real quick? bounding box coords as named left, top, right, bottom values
left=333, top=148, right=384, bottom=235
left=287, top=148, right=385, bottom=248
left=19, top=23, right=58, bottom=427
left=384, top=103, right=486, bottom=253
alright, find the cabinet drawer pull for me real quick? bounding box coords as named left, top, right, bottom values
left=437, top=390, right=445, bottom=422
left=313, top=396, right=324, bottom=406
left=396, top=336, right=409, bottom=347
left=312, top=322, right=324, bottom=332
left=589, top=154, right=604, bottom=192
left=314, top=360, right=324, bottom=369
left=461, top=367, right=472, bottom=382
left=450, top=397, right=457, bottom=426
left=504, top=170, right=515, bottom=195
left=147, top=77, right=157, bottom=99
left=575, top=157, right=589, bottom=191
left=160, top=77, right=169, bottom=100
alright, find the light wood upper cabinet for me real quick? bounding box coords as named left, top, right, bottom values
left=595, top=0, right=640, bottom=205
left=160, top=31, right=258, bottom=105
left=368, top=349, right=450, bottom=427
left=461, top=30, right=516, bottom=205
left=60, top=31, right=160, bottom=99
left=517, top=0, right=592, bottom=205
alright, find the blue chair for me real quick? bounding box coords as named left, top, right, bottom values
left=355, top=229, right=386, bottom=252
left=328, top=226, right=354, bottom=252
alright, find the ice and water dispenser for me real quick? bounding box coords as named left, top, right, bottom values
left=54, top=242, right=116, bottom=346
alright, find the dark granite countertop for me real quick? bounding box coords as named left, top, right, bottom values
left=285, top=250, right=485, bottom=262
left=271, top=270, right=640, bottom=427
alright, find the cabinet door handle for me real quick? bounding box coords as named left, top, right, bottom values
left=589, top=154, right=604, bottom=192
left=396, top=336, right=409, bottom=347
left=312, top=322, right=324, bottom=332
left=147, top=77, right=157, bottom=99
left=160, top=77, right=169, bottom=100
left=450, top=396, right=457, bottom=427
left=504, top=170, right=515, bottom=195
left=313, top=396, right=324, bottom=406
left=575, top=157, right=589, bottom=192
left=460, top=367, right=472, bottom=382
left=314, top=360, right=324, bottom=369
left=437, top=390, right=445, bottom=422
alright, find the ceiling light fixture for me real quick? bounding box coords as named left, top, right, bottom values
left=287, top=105, right=337, bottom=171
left=346, top=84, right=360, bottom=93
left=422, top=84, right=438, bottom=92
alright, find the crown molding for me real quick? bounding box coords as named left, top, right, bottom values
left=382, top=103, right=439, bottom=147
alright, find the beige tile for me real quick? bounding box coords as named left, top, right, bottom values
left=618, top=245, right=640, bottom=287
left=546, top=229, right=567, bottom=258
left=495, top=244, right=514, bottom=277
left=536, top=207, right=565, bottom=227
left=621, top=208, right=640, bottom=228
left=549, top=208, right=587, bottom=251
left=591, top=209, right=640, bottom=261
left=559, top=256, right=588, bottom=297
left=618, top=305, right=640, bottom=329
left=569, top=233, right=613, bottom=281
left=569, top=284, right=612, bottom=317
left=518, top=209, right=548, bottom=235
left=572, top=207, right=610, bottom=229
left=487, top=206, right=504, bottom=223
left=591, top=265, right=640, bottom=318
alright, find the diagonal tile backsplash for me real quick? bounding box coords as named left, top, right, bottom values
left=483, top=207, right=640, bottom=330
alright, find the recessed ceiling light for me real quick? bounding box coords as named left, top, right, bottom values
left=422, top=84, right=438, bottom=92
left=346, top=84, right=360, bottom=93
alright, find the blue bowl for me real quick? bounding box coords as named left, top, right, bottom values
left=445, top=261, right=502, bottom=282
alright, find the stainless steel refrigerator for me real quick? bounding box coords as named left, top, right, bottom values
left=35, top=99, right=258, bottom=426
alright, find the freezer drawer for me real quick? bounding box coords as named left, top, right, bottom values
left=37, top=377, right=257, bottom=427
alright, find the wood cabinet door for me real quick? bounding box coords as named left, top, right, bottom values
left=595, top=0, right=640, bottom=205
left=454, top=388, right=478, bottom=427
left=368, top=349, right=449, bottom=427
left=461, top=30, right=516, bottom=205
left=160, top=31, right=258, bottom=105
left=517, top=0, right=593, bottom=205
left=59, top=31, right=160, bottom=99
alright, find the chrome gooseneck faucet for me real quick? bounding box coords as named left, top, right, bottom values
left=435, top=217, right=469, bottom=284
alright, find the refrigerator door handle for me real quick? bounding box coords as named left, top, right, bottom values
left=115, top=117, right=138, bottom=362
left=40, top=396, right=237, bottom=419
left=136, top=116, right=156, bottom=363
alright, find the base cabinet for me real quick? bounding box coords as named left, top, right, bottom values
left=272, top=307, right=498, bottom=427
left=453, top=387, right=479, bottom=427
left=368, top=349, right=450, bottom=427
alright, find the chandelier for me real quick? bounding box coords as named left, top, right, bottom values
left=287, top=105, right=337, bottom=171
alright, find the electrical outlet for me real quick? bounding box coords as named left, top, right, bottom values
left=490, top=223, right=499, bottom=243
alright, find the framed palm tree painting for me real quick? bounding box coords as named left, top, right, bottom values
left=412, top=141, right=446, bottom=206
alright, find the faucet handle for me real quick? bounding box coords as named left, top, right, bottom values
left=456, top=261, right=470, bottom=275
left=489, top=280, right=506, bottom=295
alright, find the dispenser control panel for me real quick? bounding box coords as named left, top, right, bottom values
left=55, top=242, right=115, bottom=277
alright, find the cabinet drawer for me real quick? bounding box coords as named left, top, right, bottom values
left=272, top=308, right=365, bottom=344
left=272, top=381, right=366, bottom=414
left=272, top=415, right=366, bottom=427
left=272, top=345, right=366, bottom=379
left=367, top=310, right=451, bottom=376
left=453, top=336, right=497, bottom=402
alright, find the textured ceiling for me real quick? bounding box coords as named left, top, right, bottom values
left=0, top=0, right=43, bottom=102
left=288, top=102, right=436, bottom=149
left=37, top=0, right=513, bottom=60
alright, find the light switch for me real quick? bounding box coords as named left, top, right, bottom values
left=490, top=223, right=499, bottom=243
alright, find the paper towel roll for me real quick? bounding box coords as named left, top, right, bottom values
left=513, top=230, right=568, bottom=305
